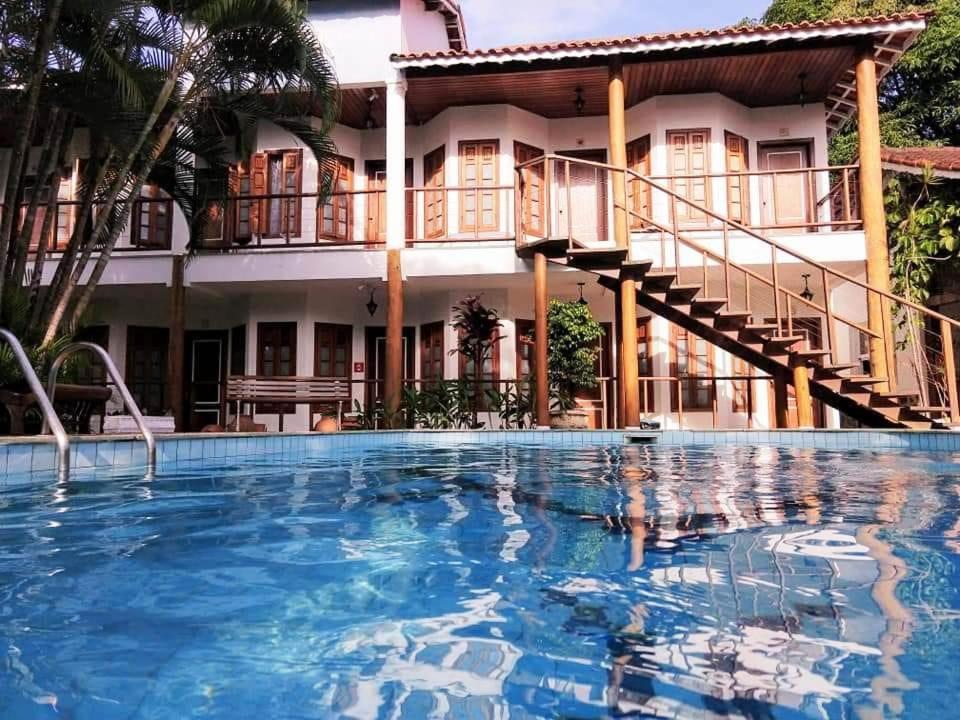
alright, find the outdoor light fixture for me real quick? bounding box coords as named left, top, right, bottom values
left=797, top=72, right=808, bottom=108
left=574, top=87, right=585, bottom=116
left=577, top=282, right=588, bottom=305
left=800, top=273, right=814, bottom=302
left=366, top=289, right=378, bottom=316
left=364, top=90, right=379, bottom=130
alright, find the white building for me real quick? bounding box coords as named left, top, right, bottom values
left=14, top=3, right=939, bottom=433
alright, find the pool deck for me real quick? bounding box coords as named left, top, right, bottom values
left=1, top=427, right=959, bottom=479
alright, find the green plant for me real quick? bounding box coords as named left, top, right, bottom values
left=404, top=381, right=474, bottom=429
left=547, top=299, right=604, bottom=412
left=351, top=399, right=384, bottom=430
left=485, top=381, right=535, bottom=429
left=450, top=296, right=503, bottom=427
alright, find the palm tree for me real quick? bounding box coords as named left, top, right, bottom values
left=0, top=0, right=339, bottom=347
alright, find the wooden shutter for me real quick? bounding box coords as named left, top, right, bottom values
left=514, top=142, right=545, bottom=238
left=423, top=146, right=446, bottom=239
left=131, top=185, right=172, bottom=249
left=257, top=321, right=297, bottom=413
left=724, top=131, right=750, bottom=224
left=668, top=129, right=711, bottom=225
left=319, top=155, right=353, bottom=242
left=420, top=321, right=445, bottom=383
left=248, top=152, right=267, bottom=237
left=459, top=140, right=499, bottom=233
left=626, top=135, right=651, bottom=230
left=281, top=150, right=302, bottom=237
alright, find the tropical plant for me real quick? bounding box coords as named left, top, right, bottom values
left=485, top=380, right=535, bottom=429
left=0, top=0, right=339, bottom=347
left=450, top=296, right=503, bottom=427
left=404, top=381, right=474, bottom=429
left=351, top=398, right=384, bottom=430
left=547, top=299, right=604, bottom=412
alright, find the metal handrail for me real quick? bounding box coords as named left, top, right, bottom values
left=0, top=328, right=70, bottom=479
left=45, top=342, right=156, bottom=474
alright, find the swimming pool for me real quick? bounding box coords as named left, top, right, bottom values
left=1, top=436, right=959, bottom=718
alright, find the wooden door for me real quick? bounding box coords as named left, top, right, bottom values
left=126, top=326, right=169, bottom=416
left=365, top=326, right=415, bottom=408
left=420, top=321, right=445, bottom=384
left=365, top=160, right=414, bottom=243
left=724, top=131, right=750, bottom=224
left=459, top=140, right=499, bottom=234
left=667, top=129, right=711, bottom=225
left=256, top=322, right=297, bottom=414
left=319, top=155, right=354, bottom=242
left=185, top=330, right=227, bottom=431
left=556, top=148, right=608, bottom=245
left=627, top=136, right=651, bottom=229
left=759, top=143, right=811, bottom=229
left=423, top=146, right=446, bottom=239
left=514, top=142, right=546, bottom=238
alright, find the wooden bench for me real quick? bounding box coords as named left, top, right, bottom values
left=225, top=376, right=351, bottom=431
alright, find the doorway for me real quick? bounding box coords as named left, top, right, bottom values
left=185, top=330, right=227, bottom=431
left=759, top=141, right=813, bottom=230
left=364, top=326, right=416, bottom=409
left=556, top=148, right=609, bottom=246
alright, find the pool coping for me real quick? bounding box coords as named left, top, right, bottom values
left=1, top=428, right=959, bottom=479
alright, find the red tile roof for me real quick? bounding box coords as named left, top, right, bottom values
left=881, top=146, right=960, bottom=173
left=392, top=11, right=930, bottom=63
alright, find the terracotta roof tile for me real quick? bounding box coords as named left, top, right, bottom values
left=392, top=11, right=931, bottom=63
left=881, top=146, right=960, bottom=173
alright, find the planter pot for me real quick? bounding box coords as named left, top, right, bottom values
left=550, top=409, right=590, bottom=430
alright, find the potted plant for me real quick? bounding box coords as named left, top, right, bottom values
left=450, top=296, right=504, bottom=428
left=547, top=298, right=604, bottom=429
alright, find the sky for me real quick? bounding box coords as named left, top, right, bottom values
left=457, top=0, right=774, bottom=49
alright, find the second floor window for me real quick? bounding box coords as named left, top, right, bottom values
left=318, top=155, right=354, bottom=242
left=235, top=150, right=303, bottom=242
left=131, top=184, right=173, bottom=249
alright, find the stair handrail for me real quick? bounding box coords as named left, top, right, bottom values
left=516, top=152, right=960, bottom=333
left=44, top=342, right=156, bottom=474
left=0, top=328, right=70, bottom=479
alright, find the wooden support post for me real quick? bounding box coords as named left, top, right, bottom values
left=615, top=284, right=626, bottom=427
left=774, top=373, right=790, bottom=429
left=856, top=46, right=892, bottom=392
left=167, top=254, right=186, bottom=431
left=385, top=248, right=404, bottom=428
left=534, top=251, right=550, bottom=427
left=792, top=361, right=814, bottom=429
left=608, top=57, right=629, bottom=251
left=620, top=278, right=640, bottom=427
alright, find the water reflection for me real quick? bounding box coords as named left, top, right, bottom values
left=0, top=444, right=958, bottom=718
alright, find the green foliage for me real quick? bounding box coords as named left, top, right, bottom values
left=450, top=296, right=504, bottom=426
left=0, top=286, right=82, bottom=389
left=547, top=299, right=604, bottom=412
left=485, top=381, right=535, bottom=429
left=403, top=381, right=475, bottom=429
left=351, top=398, right=384, bottom=430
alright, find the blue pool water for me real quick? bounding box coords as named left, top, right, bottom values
left=1, top=442, right=960, bottom=718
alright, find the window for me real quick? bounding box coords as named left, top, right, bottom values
left=627, top=135, right=651, bottom=230
left=459, top=327, right=500, bottom=409
left=318, top=155, right=354, bottom=242
left=126, top=326, right=169, bottom=416
left=731, top=356, right=753, bottom=414
left=21, top=169, right=72, bottom=251
left=459, top=140, right=499, bottom=233
left=423, top=146, right=446, bottom=239
left=420, top=321, right=445, bottom=385
left=515, top=319, right=535, bottom=382
left=130, top=184, right=173, bottom=249
left=724, top=131, right=750, bottom=225
left=670, top=324, right=714, bottom=411
left=667, top=129, right=711, bottom=224
left=236, top=150, right=303, bottom=241
left=257, top=322, right=297, bottom=413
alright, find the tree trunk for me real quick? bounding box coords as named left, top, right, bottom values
left=12, top=110, right=67, bottom=289
left=0, top=0, right=65, bottom=312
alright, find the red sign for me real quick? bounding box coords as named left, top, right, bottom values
left=353, top=362, right=364, bottom=374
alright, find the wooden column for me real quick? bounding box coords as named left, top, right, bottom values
left=615, top=284, right=626, bottom=427
left=534, top=251, right=550, bottom=427
left=620, top=279, right=640, bottom=427
left=608, top=57, right=629, bottom=250
left=773, top=373, right=789, bottom=429
left=167, top=254, right=186, bottom=431
left=385, top=249, right=404, bottom=427
left=792, top=362, right=814, bottom=428
left=856, top=46, right=892, bottom=391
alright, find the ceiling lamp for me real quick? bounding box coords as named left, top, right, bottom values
left=800, top=273, right=814, bottom=302
left=574, top=87, right=585, bottom=116
left=366, top=289, right=378, bottom=316
left=364, top=90, right=379, bottom=130
left=577, top=282, right=588, bottom=305
left=797, top=72, right=808, bottom=108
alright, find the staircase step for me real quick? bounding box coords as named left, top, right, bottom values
left=666, top=284, right=703, bottom=304
left=763, top=334, right=805, bottom=350
left=516, top=237, right=569, bottom=259
left=792, top=349, right=831, bottom=366
left=714, top=310, right=752, bottom=331
left=690, top=297, right=728, bottom=316
left=566, top=247, right=628, bottom=270
left=620, top=259, right=654, bottom=279
left=741, top=323, right=780, bottom=338
left=876, top=391, right=921, bottom=406
left=814, top=363, right=859, bottom=378
left=641, top=271, right=677, bottom=293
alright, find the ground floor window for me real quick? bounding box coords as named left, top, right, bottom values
left=257, top=322, right=297, bottom=413
left=420, top=321, right=445, bottom=385
left=671, top=324, right=714, bottom=412
left=126, top=326, right=169, bottom=416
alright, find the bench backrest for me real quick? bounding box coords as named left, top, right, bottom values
left=226, top=376, right=351, bottom=403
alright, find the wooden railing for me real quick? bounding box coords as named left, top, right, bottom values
left=515, top=153, right=960, bottom=425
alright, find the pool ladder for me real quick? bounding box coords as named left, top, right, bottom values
left=1, top=329, right=156, bottom=479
